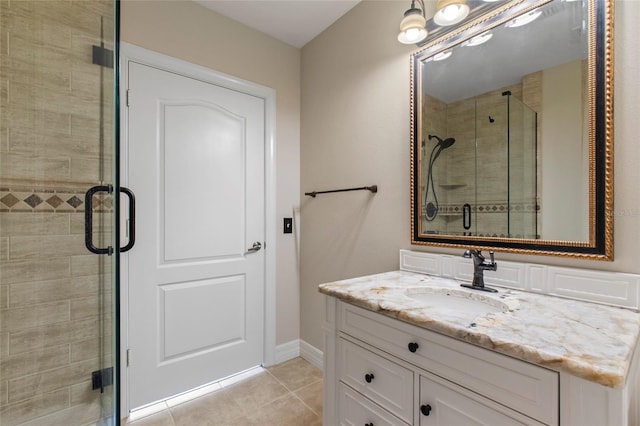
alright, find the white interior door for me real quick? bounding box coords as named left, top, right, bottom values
left=126, top=61, right=265, bottom=409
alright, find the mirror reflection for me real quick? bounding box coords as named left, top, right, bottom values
left=418, top=0, right=588, bottom=241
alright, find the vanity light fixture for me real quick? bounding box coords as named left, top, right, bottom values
left=398, top=0, right=428, bottom=44
left=433, top=0, right=470, bottom=26
left=505, top=9, right=542, bottom=28
left=461, top=31, right=493, bottom=47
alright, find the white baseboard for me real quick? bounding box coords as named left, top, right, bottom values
left=274, top=339, right=323, bottom=371
left=274, top=340, right=300, bottom=365
left=300, top=340, right=323, bottom=371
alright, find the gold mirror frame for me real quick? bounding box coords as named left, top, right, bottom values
left=410, top=0, right=613, bottom=260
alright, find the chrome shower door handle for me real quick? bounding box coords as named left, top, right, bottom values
left=245, top=241, right=262, bottom=254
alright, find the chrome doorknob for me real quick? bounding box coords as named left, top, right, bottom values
left=246, top=241, right=262, bottom=254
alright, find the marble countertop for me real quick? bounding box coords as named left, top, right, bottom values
left=318, top=270, right=640, bottom=388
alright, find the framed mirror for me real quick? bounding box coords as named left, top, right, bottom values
left=410, top=0, right=613, bottom=260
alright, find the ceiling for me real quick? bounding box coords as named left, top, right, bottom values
left=195, top=0, right=361, bottom=48
left=423, top=0, right=587, bottom=103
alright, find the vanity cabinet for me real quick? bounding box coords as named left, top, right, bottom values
left=327, top=299, right=557, bottom=425
left=321, top=268, right=640, bottom=426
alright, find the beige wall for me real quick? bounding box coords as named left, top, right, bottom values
left=300, top=1, right=415, bottom=349
left=121, top=0, right=301, bottom=346
left=541, top=60, right=588, bottom=241
left=300, top=0, right=640, bottom=350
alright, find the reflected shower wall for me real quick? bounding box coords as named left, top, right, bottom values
left=422, top=82, right=538, bottom=238
left=0, top=1, right=117, bottom=425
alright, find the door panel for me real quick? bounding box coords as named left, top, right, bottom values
left=162, top=101, right=245, bottom=261
left=127, top=62, right=265, bottom=409
left=161, top=276, right=245, bottom=360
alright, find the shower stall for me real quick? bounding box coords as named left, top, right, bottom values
left=0, top=1, right=120, bottom=425
left=423, top=88, right=538, bottom=239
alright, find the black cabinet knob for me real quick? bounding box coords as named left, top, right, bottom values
left=364, top=373, right=375, bottom=383
left=408, top=342, right=419, bottom=353
left=420, top=404, right=432, bottom=416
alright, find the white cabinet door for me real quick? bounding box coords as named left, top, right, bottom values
left=419, top=374, right=546, bottom=426
left=338, top=338, right=414, bottom=423
left=339, top=383, right=409, bottom=426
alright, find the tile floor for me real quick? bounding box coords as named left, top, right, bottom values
left=124, top=357, right=323, bottom=426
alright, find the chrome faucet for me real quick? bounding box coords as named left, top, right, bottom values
left=461, top=249, right=498, bottom=293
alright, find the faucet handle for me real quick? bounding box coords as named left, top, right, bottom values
left=489, top=251, right=495, bottom=263
left=463, top=249, right=472, bottom=258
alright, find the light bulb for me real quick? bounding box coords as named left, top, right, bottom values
left=433, top=0, right=470, bottom=26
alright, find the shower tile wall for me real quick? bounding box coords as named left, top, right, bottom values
left=423, top=75, right=541, bottom=238
left=0, top=1, right=115, bottom=425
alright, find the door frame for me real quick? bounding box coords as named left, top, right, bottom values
left=118, top=42, right=277, bottom=416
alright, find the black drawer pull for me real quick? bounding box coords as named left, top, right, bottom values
left=365, top=423, right=374, bottom=426
left=408, top=342, right=419, bottom=353
left=421, top=404, right=432, bottom=416
left=364, top=373, right=375, bottom=383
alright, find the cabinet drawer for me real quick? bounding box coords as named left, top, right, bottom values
left=338, top=338, right=414, bottom=424
left=339, top=383, right=409, bottom=426
left=339, top=301, right=558, bottom=426
left=419, top=374, right=545, bottom=426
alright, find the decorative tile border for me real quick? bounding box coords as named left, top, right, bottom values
left=437, top=201, right=539, bottom=215
left=0, top=186, right=113, bottom=213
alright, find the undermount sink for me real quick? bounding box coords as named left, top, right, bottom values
left=404, top=287, right=510, bottom=317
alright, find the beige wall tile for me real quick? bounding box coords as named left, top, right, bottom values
left=69, top=213, right=85, bottom=234
left=7, top=129, right=100, bottom=159
left=7, top=358, right=97, bottom=403
left=70, top=296, right=98, bottom=321
left=0, top=285, right=7, bottom=309
left=1, top=104, right=72, bottom=137
left=70, top=381, right=99, bottom=406
left=0, top=344, right=70, bottom=381
left=0, top=213, right=69, bottom=237
left=0, top=332, right=8, bottom=358
left=70, top=338, right=100, bottom=363
left=9, top=234, right=86, bottom=260
left=8, top=317, right=98, bottom=355
left=15, top=402, right=102, bottom=426
left=0, top=55, right=71, bottom=91
left=69, top=156, right=101, bottom=183
left=0, top=237, right=7, bottom=261
left=9, top=275, right=99, bottom=308
left=0, top=301, right=70, bottom=332
left=0, top=388, right=69, bottom=426
left=0, top=380, right=7, bottom=407
left=69, top=113, right=99, bottom=142
left=0, top=257, right=70, bottom=285
left=70, top=255, right=98, bottom=278
left=0, top=151, right=70, bottom=182
left=8, top=81, right=99, bottom=121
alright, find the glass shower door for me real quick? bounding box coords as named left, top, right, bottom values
left=508, top=96, right=538, bottom=239
left=0, top=1, right=120, bottom=425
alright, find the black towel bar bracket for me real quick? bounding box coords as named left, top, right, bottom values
left=305, top=185, right=378, bottom=198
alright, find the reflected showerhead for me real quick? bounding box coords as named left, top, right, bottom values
left=428, top=135, right=456, bottom=164
left=428, top=134, right=456, bottom=150
left=441, top=137, right=455, bottom=149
